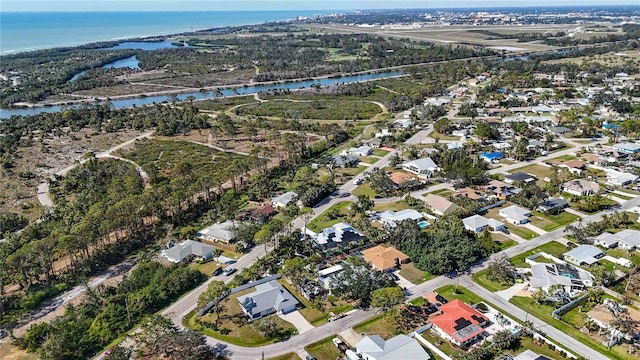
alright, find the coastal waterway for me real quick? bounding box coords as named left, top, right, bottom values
left=0, top=71, right=405, bottom=119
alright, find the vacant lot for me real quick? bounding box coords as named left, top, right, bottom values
left=529, top=210, right=578, bottom=231
left=307, top=201, right=354, bottom=232
left=305, top=335, right=342, bottom=360
left=510, top=164, right=554, bottom=180
left=235, top=100, right=383, bottom=120
left=118, top=138, right=253, bottom=184
left=511, top=241, right=568, bottom=268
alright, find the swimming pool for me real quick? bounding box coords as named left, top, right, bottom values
left=418, top=220, right=430, bottom=229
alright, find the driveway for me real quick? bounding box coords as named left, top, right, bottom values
left=278, top=310, right=314, bottom=334
left=393, top=270, right=415, bottom=289
left=494, top=282, right=527, bottom=301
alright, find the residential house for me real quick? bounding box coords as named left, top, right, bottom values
left=355, top=334, right=431, bottom=360
left=615, top=229, right=640, bottom=250
left=447, top=142, right=465, bottom=151
left=529, top=263, right=594, bottom=296
left=462, top=214, right=489, bottom=233
left=594, top=232, right=619, bottom=249
left=348, top=145, right=373, bottom=157
left=333, top=154, right=359, bottom=168
left=424, top=194, right=461, bottom=216
left=376, top=209, right=423, bottom=227
left=317, top=264, right=343, bottom=289
left=613, top=142, right=640, bottom=154
left=297, top=279, right=327, bottom=301
left=558, top=160, right=585, bottom=175
left=587, top=299, right=640, bottom=341
left=361, top=245, right=410, bottom=272
left=272, top=191, right=298, bottom=208
left=455, top=187, right=487, bottom=201
left=431, top=299, right=490, bottom=347
left=607, top=171, right=638, bottom=187
left=314, top=222, right=367, bottom=249
left=480, top=151, right=504, bottom=163
left=562, top=179, right=600, bottom=196
left=536, top=198, right=568, bottom=214
left=246, top=205, right=276, bottom=222
left=389, top=172, right=417, bottom=186
left=504, top=172, right=537, bottom=184
left=483, top=180, right=522, bottom=199
left=367, top=137, right=384, bottom=149
left=487, top=218, right=506, bottom=232
left=375, top=129, right=391, bottom=138
left=514, top=350, right=552, bottom=360
left=563, top=245, right=604, bottom=266
left=499, top=205, right=531, bottom=225
left=237, top=280, right=299, bottom=321
left=550, top=126, right=572, bottom=135
left=197, top=221, right=236, bottom=243
left=402, top=157, right=439, bottom=179
left=162, top=240, right=215, bottom=263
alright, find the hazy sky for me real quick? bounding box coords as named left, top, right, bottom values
left=2, top=0, right=638, bottom=12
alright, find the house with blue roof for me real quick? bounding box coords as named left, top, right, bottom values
left=480, top=152, right=504, bottom=163
left=613, top=142, right=640, bottom=154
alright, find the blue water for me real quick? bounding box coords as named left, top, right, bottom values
left=104, top=41, right=188, bottom=51
left=0, top=11, right=334, bottom=55
left=418, top=220, right=430, bottom=229
left=0, top=71, right=404, bottom=118
left=102, top=56, right=140, bottom=69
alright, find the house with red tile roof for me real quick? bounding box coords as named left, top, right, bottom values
left=430, top=299, right=489, bottom=347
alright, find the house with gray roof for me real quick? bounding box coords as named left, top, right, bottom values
left=347, top=145, right=373, bottom=157
left=237, top=280, right=299, bottom=321
left=563, top=245, right=604, bottom=266
left=462, top=215, right=489, bottom=233
left=614, top=229, right=640, bottom=250
left=162, top=240, right=215, bottom=263
left=376, top=209, right=424, bottom=227
left=529, top=263, right=594, bottom=296
left=402, top=157, right=439, bottom=179
left=272, top=191, right=298, bottom=208
left=355, top=334, right=431, bottom=360
left=537, top=198, right=568, bottom=214
left=562, top=179, right=600, bottom=196
left=332, top=154, right=359, bottom=168
left=594, top=232, right=619, bottom=248
left=197, top=221, right=236, bottom=243
left=499, top=205, right=531, bottom=225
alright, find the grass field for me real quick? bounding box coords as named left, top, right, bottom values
left=510, top=241, right=568, bottom=268
left=373, top=200, right=411, bottom=212
left=267, top=353, right=302, bottom=360
left=373, top=149, right=390, bottom=157
left=118, top=139, right=252, bottom=184
left=0, top=342, right=38, bottom=360
left=510, top=164, right=555, bottom=180
left=305, top=335, right=342, bottom=360
left=353, top=314, right=399, bottom=340
left=352, top=183, right=379, bottom=197
left=235, top=99, right=382, bottom=120
left=529, top=210, right=578, bottom=231
left=504, top=223, right=539, bottom=240
left=307, top=201, right=354, bottom=232
left=399, top=262, right=434, bottom=284
left=472, top=268, right=513, bottom=292
left=194, top=95, right=258, bottom=112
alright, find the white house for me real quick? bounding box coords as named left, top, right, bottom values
left=462, top=215, right=489, bottom=233
left=376, top=209, right=423, bottom=227
left=197, top=221, right=236, bottom=243
left=348, top=145, right=373, bottom=156
left=562, top=179, right=600, bottom=196
left=563, top=245, right=604, bottom=266
left=272, top=191, right=298, bottom=208
left=401, top=157, right=438, bottom=179
left=529, top=263, right=594, bottom=296
left=499, top=205, right=531, bottom=225
left=355, top=334, right=431, bottom=360
left=237, top=280, right=299, bottom=321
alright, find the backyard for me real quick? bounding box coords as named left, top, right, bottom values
left=306, top=201, right=354, bottom=232
left=399, top=263, right=434, bottom=284
left=529, top=210, right=578, bottom=232
left=510, top=241, right=568, bottom=268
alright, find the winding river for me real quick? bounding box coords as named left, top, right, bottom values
left=0, top=71, right=404, bottom=119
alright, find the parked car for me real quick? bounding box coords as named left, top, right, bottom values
left=306, top=355, right=318, bottom=360
left=212, top=267, right=223, bottom=276
left=332, top=338, right=348, bottom=352
left=222, top=267, right=236, bottom=276
left=353, top=178, right=364, bottom=185
left=567, top=241, right=577, bottom=248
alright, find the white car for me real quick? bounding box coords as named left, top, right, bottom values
left=353, top=178, right=364, bottom=185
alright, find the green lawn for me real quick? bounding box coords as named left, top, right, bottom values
left=610, top=193, right=632, bottom=201
left=353, top=314, right=399, bottom=340
left=510, top=241, right=568, bottom=268
left=427, top=130, right=460, bottom=141
left=472, top=269, right=513, bottom=292
left=184, top=287, right=298, bottom=347
left=267, top=354, right=302, bottom=360
left=513, top=337, right=565, bottom=360
left=429, top=188, right=454, bottom=197
left=235, top=99, right=382, bottom=120
left=307, top=201, right=354, bottom=232
left=434, top=285, right=485, bottom=305
left=373, top=149, right=390, bottom=157
left=336, top=165, right=367, bottom=177
left=548, top=154, right=578, bottom=162
left=279, top=280, right=328, bottom=326
left=399, top=262, right=434, bottom=284
left=505, top=223, right=539, bottom=240
left=359, top=156, right=378, bottom=164
left=305, top=335, right=343, bottom=360
left=510, top=164, right=555, bottom=180
left=189, top=261, right=223, bottom=277
left=352, top=183, right=378, bottom=197
left=373, top=200, right=411, bottom=212
left=509, top=296, right=637, bottom=360
left=529, top=211, right=578, bottom=232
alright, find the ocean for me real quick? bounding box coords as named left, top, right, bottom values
left=0, top=10, right=334, bottom=55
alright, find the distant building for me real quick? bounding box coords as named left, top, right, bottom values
left=431, top=299, right=490, bottom=347
left=197, top=221, right=236, bottom=243
left=355, top=334, right=431, bottom=360
left=483, top=180, right=522, bottom=199
left=162, top=240, right=215, bottom=263
left=272, top=191, right=298, bottom=208
left=562, top=179, right=599, bottom=196
left=557, top=160, right=585, bottom=175
left=237, top=280, right=299, bottom=321
left=613, top=142, right=640, bottom=154
left=504, top=172, right=537, bottom=184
